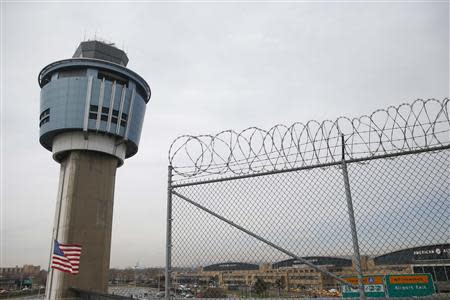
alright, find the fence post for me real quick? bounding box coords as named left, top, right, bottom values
left=341, top=134, right=366, bottom=300
left=165, top=165, right=173, bottom=300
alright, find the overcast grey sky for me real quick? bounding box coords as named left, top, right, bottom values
left=1, top=1, right=448, bottom=269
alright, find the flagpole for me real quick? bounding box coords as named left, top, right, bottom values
left=47, top=161, right=67, bottom=299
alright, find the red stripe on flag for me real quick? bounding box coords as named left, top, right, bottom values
left=63, top=251, right=82, bottom=255
left=52, top=255, right=69, bottom=261
left=52, top=257, right=71, bottom=265
left=59, top=243, right=82, bottom=248
left=52, top=260, right=79, bottom=269
left=52, top=260, right=72, bottom=268
left=59, top=247, right=82, bottom=251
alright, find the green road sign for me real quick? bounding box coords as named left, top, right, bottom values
left=341, top=275, right=386, bottom=298
left=385, top=273, right=435, bottom=298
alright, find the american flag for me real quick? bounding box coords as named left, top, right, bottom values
left=51, top=240, right=82, bottom=275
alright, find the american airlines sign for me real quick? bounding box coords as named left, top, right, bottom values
left=413, top=245, right=450, bottom=261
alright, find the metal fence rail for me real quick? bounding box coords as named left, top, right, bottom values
left=166, top=99, right=450, bottom=300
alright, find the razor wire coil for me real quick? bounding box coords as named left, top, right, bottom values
left=169, top=99, right=449, bottom=178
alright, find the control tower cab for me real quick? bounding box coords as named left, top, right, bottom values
left=39, top=40, right=151, bottom=166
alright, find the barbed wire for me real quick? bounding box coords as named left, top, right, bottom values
left=169, top=98, right=449, bottom=178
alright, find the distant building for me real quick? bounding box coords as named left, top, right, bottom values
left=0, top=265, right=22, bottom=277
left=22, top=265, right=41, bottom=276
left=0, top=265, right=41, bottom=289
left=171, top=244, right=450, bottom=294
left=0, top=265, right=40, bottom=277
left=372, top=244, right=450, bottom=292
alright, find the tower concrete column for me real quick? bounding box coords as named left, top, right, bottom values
left=47, top=151, right=118, bottom=299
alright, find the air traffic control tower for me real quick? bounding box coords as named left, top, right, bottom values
left=38, top=41, right=151, bottom=299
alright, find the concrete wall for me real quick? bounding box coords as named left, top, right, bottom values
left=46, top=151, right=118, bottom=300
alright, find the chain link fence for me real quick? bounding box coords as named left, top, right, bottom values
left=166, top=99, right=449, bottom=299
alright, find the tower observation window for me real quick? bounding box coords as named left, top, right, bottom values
left=89, top=105, right=98, bottom=120
left=111, top=110, right=128, bottom=127
left=98, top=71, right=128, bottom=87
left=89, top=105, right=127, bottom=127
left=101, top=107, right=109, bottom=121
left=58, top=68, right=87, bottom=78
left=112, top=110, right=119, bottom=124
left=120, top=113, right=128, bottom=127
left=39, top=108, right=50, bottom=127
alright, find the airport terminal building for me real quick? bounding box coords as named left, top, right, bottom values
left=172, top=244, right=450, bottom=293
